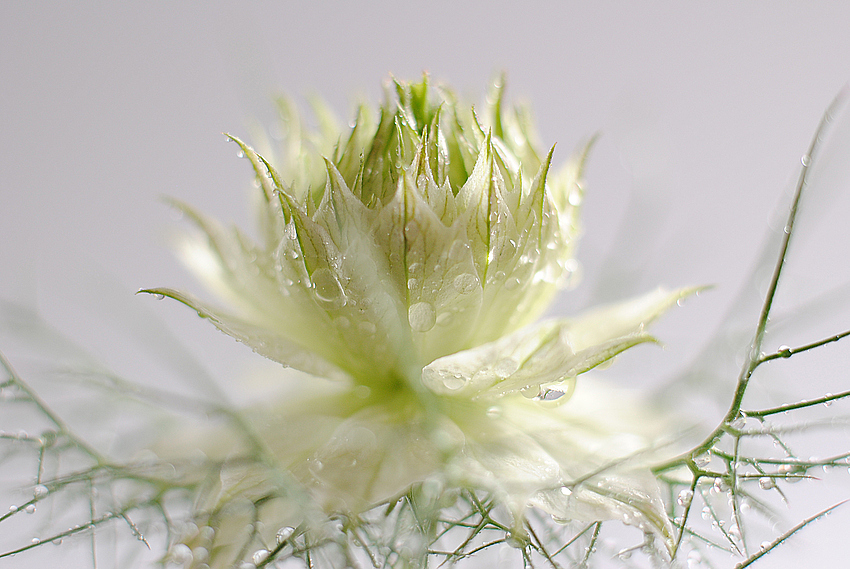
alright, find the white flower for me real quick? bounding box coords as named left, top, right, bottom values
left=145, top=76, right=693, bottom=566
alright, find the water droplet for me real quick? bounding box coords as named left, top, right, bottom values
left=192, top=547, right=209, bottom=563
left=534, top=388, right=566, bottom=401
left=8, top=505, right=17, bottom=513
left=759, top=541, right=771, bottom=551
left=824, top=393, right=834, bottom=407
left=436, top=311, right=454, bottom=326
left=31, top=538, right=40, bottom=545
left=677, top=489, right=693, bottom=506
left=25, top=504, right=36, bottom=514
left=311, top=268, right=346, bottom=309
left=407, top=277, right=418, bottom=290
left=568, top=188, right=583, bottom=206
left=486, top=405, right=502, bottom=419
left=442, top=372, right=466, bottom=390
left=694, top=454, right=711, bottom=468
left=33, top=485, right=48, bottom=499
left=170, top=544, right=193, bottom=564
left=777, top=345, right=792, bottom=358
left=236, top=150, right=245, bottom=158
left=409, top=302, right=436, bottom=332
left=453, top=273, right=479, bottom=294
left=758, top=477, right=775, bottom=490
left=276, top=526, right=295, bottom=544
left=252, top=549, right=270, bottom=565
left=493, top=358, right=519, bottom=378
left=801, top=154, right=811, bottom=166
left=52, top=538, right=62, bottom=545
left=560, top=486, right=573, bottom=496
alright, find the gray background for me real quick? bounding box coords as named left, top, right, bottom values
left=3, top=1, right=850, bottom=567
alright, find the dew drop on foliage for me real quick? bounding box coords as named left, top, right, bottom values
left=33, top=485, right=48, bottom=499
left=409, top=302, right=436, bottom=332
left=276, top=526, right=295, bottom=544
left=676, top=489, right=693, bottom=506
left=252, top=549, right=270, bottom=565
left=24, top=504, right=35, bottom=514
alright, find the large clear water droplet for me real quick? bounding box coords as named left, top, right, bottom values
left=453, top=273, right=479, bottom=294
left=409, top=302, right=436, bottom=332
left=252, top=549, right=270, bottom=565
left=311, top=268, right=346, bottom=309
left=276, top=526, right=295, bottom=544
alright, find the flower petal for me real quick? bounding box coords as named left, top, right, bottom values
left=423, top=287, right=696, bottom=398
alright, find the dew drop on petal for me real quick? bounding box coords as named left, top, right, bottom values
left=438, top=371, right=466, bottom=391
left=170, top=544, right=193, bottom=564
left=486, top=405, right=502, bottom=419
left=192, top=547, right=209, bottom=563
left=311, top=268, right=346, bottom=309
left=453, top=273, right=479, bottom=294
left=493, top=358, right=519, bottom=378
left=409, top=302, right=436, bottom=332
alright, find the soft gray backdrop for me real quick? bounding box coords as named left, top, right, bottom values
left=3, top=2, right=850, bottom=567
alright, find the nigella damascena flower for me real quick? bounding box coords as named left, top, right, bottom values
left=145, top=77, right=693, bottom=565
